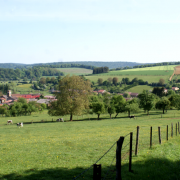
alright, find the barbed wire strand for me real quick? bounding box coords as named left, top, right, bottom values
left=72, top=164, right=93, bottom=180
left=124, top=132, right=130, bottom=138
left=73, top=140, right=117, bottom=180
left=94, top=141, right=117, bottom=164
left=102, top=154, right=116, bottom=180
left=121, top=142, right=130, bottom=151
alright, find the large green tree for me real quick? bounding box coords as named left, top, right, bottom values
left=155, top=97, right=170, bottom=114
left=111, top=95, right=126, bottom=118
left=138, top=90, right=156, bottom=115
left=125, top=98, right=139, bottom=116
left=48, top=75, right=92, bottom=121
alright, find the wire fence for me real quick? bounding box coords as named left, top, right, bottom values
left=73, top=121, right=180, bottom=180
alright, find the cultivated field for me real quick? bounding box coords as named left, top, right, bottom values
left=56, top=68, right=93, bottom=76
left=174, top=66, right=180, bottom=75
left=0, top=110, right=180, bottom=179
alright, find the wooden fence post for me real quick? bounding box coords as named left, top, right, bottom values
left=166, top=125, right=168, bottom=141
left=158, top=127, right=161, bottom=144
left=135, top=126, right=139, bottom=156
left=150, top=126, right=152, bottom=148
left=93, top=164, right=101, bottom=180
left=176, top=123, right=177, bottom=136
left=171, top=123, right=173, bottom=137
left=129, top=132, right=133, bottom=173
left=116, top=136, right=124, bottom=180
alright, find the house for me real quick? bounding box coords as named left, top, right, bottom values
left=172, top=87, right=179, bottom=91
left=164, top=89, right=168, bottom=94
left=129, top=93, right=139, bottom=97
left=44, top=96, right=56, bottom=99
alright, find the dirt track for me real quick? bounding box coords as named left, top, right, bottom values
left=169, top=66, right=180, bottom=81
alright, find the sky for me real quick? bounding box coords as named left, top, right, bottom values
left=0, top=0, right=180, bottom=64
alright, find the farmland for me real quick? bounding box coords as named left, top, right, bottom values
left=126, top=85, right=153, bottom=93
left=0, top=110, right=180, bottom=179
left=86, top=75, right=171, bottom=84
left=85, top=65, right=176, bottom=84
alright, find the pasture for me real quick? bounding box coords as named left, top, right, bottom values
left=85, top=75, right=171, bottom=84
left=0, top=110, right=180, bottom=179
left=127, top=85, right=153, bottom=93
left=56, top=68, right=93, bottom=76
left=85, top=65, right=177, bottom=84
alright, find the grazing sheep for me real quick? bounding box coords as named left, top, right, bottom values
left=7, top=120, right=13, bottom=125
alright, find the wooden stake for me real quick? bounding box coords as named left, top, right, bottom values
left=150, top=126, right=152, bottom=148
left=158, top=126, right=161, bottom=144
left=135, top=126, right=139, bottom=156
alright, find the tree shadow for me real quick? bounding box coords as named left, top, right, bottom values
left=1, top=157, right=180, bottom=180
left=121, top=157, right=180, bottom=180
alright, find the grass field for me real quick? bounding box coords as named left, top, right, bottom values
left=0, top=110, right=180, bottom=179
left=127, top=85, right=153, bottom=93
left=56, top=68, right=93, bottom=76
left=85, top=75, right=171, bottom=84
left=85, top=65, right=176, bottom=84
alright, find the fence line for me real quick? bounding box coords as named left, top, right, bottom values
left=73, top=121, right=179, bottom=179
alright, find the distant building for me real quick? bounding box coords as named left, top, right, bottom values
left=172, top=87, right=179, bottom=91
left=129, top=93, right=139, bottom=97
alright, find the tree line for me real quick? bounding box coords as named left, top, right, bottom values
left=0, top=98, right=46, bottom=117
left=0, top=67, right=64, bottom=81
left=93, top=66, right=109, bottom=74
left=47, top=75, right=180, bottom=121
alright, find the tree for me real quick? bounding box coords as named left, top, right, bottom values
left=98, top=78, right=103, bottom=86
left=155, top=97, right=170, bottom=114
left=159, top=78, right=165, bottom=86
left=17, top=97, right=27, bottom=104
left=103, top=93, right=115, bottom=119
left=152, top=87, right=165, bottom=97
left=0, top=106, right=7, bottom=116
left=91, top=101, right=105, bottom=120
left=111, top=95, right=126, bottom=118
left=125, top=99, right=139, bottom=116
left=123, top=92, right=130, bottom=98
left=112, top=77, right=118, bottom=85
left=138, top=90, right=156, bottom=115
left=39, top=77, right=46, bottom=85
left=107, top=77, right=112, bottom=84
left=48, top=75, right=92, bottom=121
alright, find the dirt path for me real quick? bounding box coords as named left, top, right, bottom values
left=169, top=66, right=180, bottom=81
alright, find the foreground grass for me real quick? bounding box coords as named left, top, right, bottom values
left=121, top=136, right=180, bottom=180
left=0, top=110, right=180, bottom=179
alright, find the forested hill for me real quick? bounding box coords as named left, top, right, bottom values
left=0, top=61, right=143, bottom=69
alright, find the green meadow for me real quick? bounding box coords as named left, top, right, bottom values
left=85, top=75, right=171, bottom=84
left=127, top=85, right=153, bottom=93
left=0, top=110, right=180, bottom=180
left=85, top=65, right=176, bottom=84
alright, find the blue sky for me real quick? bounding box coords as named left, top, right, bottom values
left=0, top=0, right=180, bottom=64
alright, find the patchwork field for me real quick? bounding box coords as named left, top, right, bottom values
left=0, top=110, right=180, bottom=179
left=56, top=68, right=93, bottom=76
left=85, top=65, right=178, bottom=84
